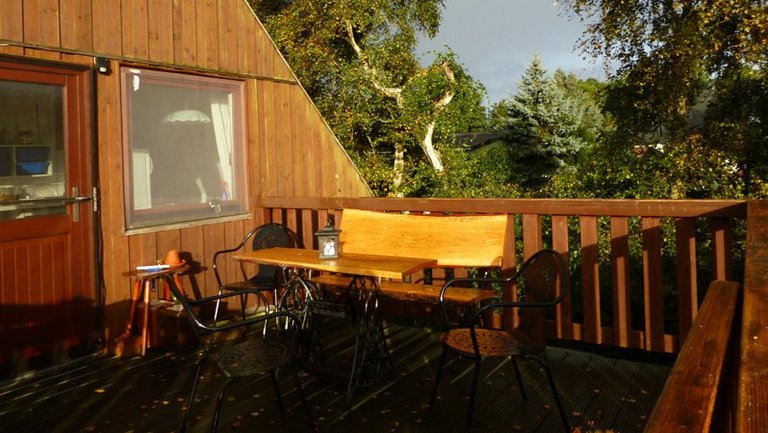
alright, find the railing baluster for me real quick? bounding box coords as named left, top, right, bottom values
left=580, top=215, right=602, bottom=344
left=642, top=217, right=665, bottom=352
left=552, top=215, right=572, bottom=339
left=521, top=213, right=542, bottom=257
left=711, top=218, right=733, bottom=281
left=676, top=218, right=698, bottom=342
left=611, top=216, right=632, bottom=348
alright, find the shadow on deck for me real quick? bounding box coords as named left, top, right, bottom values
left=0, top=322, right=670, bottom=433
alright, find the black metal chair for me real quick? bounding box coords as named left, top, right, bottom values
left=428, top=248, right=571, bottom=433
left=212, top=223, right=299, bottom=320
left=166, top=278, right=313, bottom=433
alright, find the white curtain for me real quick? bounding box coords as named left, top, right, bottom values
left=210, top=94, right=233, bottom=199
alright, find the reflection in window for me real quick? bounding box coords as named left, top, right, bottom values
left=122, top=68, right=247, bottom=229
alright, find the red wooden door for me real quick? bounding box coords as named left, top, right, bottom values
left=0, top=59, right=95, bottom=376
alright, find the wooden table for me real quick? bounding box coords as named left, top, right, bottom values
left=234, top=247, right=437, bottom=400
left=233, top=247, right=436, bottom=281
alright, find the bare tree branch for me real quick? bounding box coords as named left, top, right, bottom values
left=345, top=20, right=404, bottom=105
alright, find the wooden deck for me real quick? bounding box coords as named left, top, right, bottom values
left=0, top=322, right=670, bottom=433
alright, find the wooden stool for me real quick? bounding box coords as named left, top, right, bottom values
left=115, top=265, right=188, bottom=355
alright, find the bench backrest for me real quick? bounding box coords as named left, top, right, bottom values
left=338, top=209, right=510, bottom=269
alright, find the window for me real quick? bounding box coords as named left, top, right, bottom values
left=121, top=68, right=247, bottom=229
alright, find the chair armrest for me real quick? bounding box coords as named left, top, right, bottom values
left=470, top=299, right=562, bottom=328
left=194, top=309, right=300, bottom=334
left=439, top=276, right=515, bottom=303
left=180, top=289, right=271, bottom=332
left=437, top=276, right=515, bottom=330
left=439, top=274, right=566, bottom=329
left=185, top=288, right=268, bottom=306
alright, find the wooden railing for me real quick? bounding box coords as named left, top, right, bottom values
left=643, top=280, right=741, bottom=433
left=255, top=197, right=748, bottom=354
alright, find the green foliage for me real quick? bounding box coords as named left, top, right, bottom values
left=562, top=0, right=768, bottom=199
left=493, top=56, right=604, bottom=192
left=428, top=145, right=520, bottom=198
left=705, top=67, right=768, bottom=196
left=550, top=133, right=746, bottom=200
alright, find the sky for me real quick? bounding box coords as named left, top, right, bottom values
left=416, top=0, right=606, bottom=106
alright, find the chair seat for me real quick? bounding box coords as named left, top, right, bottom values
left=441, top=328, right=521, bottom=358
left=212, top=338, right=292, bottom=378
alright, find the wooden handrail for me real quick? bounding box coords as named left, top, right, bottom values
left=256, top=197, right=746, bottom=218
left=643, top=280, right=741, bottom=433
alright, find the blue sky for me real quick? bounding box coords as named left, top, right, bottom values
left=416, top=0, right=606, bottom=106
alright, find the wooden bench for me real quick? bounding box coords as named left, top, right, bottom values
left=310, top=208, right=512, bottom=305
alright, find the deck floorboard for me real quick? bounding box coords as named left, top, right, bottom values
left=0, top=322, right=670, bottom=433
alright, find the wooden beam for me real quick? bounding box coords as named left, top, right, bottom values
left=738, top=200, right=768, bottom=433
left=645, top=280, right=741, bottom=433
left=255, top=197, right=747, bottom=218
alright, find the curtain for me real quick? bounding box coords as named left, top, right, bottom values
left=210, top=94, right=233, bottom=200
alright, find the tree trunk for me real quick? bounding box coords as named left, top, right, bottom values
left=392, top=144, right=406, bottom=197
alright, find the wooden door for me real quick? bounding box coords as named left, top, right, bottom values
left=0, top=59, right=95, bottom=377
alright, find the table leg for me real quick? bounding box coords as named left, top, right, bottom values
left=115, top=279, right=143, bottom=342
left=345, top=276, right=391, bottom=402
left=141, top=279, right=151, bottom=355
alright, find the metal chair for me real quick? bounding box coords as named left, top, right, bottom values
left=428, top=248, right=571, bottom=433
left=212, top=223, right=299, bottom=320
left=166, top=278, right=312, bottom=433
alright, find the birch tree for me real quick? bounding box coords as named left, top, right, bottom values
left=251, top=0, right=486, bottom=196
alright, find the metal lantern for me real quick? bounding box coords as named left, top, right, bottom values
left=315, top=218, right=341, bottom=259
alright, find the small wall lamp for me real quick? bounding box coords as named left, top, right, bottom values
left=95, top=57, right=111, bottom=75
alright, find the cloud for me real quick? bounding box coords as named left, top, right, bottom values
left=416, top=0, right=602, bottom=105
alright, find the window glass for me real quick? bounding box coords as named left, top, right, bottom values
left=122, top=68, right=247, bottom=229
left=0, top=79, right=66, bottom=219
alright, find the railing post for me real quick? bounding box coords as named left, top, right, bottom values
left=737, top=199, right=768, bottom=433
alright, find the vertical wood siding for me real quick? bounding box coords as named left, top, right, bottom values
left=0, top=0, right=371, bottom=352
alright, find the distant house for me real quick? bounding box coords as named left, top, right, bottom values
left=453, top=131, right=508, bottom=153
left=0, top=0, right=371, bottom=374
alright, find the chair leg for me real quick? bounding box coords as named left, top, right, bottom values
left=211, top=378, right=238, bottom=433
left=428, top=348, right=449, bottom=410
left=346, top=316, right=366, bottom=402
left=526, top=353, right=570, bottom=433
left=291, top=367, right=314, bottom=431
left=511, top=355, right=527, bottom=401
left=181, top=355, right=208, bottom=433
left=213, top=288, right=225, bottom=325
left=270, top=369, right=285, bottom=414
left=239, top=293, right=248, bottom=320
left=466, top=358, right=482, bottom=433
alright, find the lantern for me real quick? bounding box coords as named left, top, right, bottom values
left=315, top=218, right=341, bottom=259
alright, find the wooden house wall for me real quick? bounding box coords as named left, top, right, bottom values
left=0, top=0, right=371, bottom=347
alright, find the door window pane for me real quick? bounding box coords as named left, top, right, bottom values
left=121, top=68, right=247, bottom=229
left=0, top=79, right=66, bottom=219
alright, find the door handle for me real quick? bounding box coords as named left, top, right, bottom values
left=69, top=187, right=93, bottom=222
